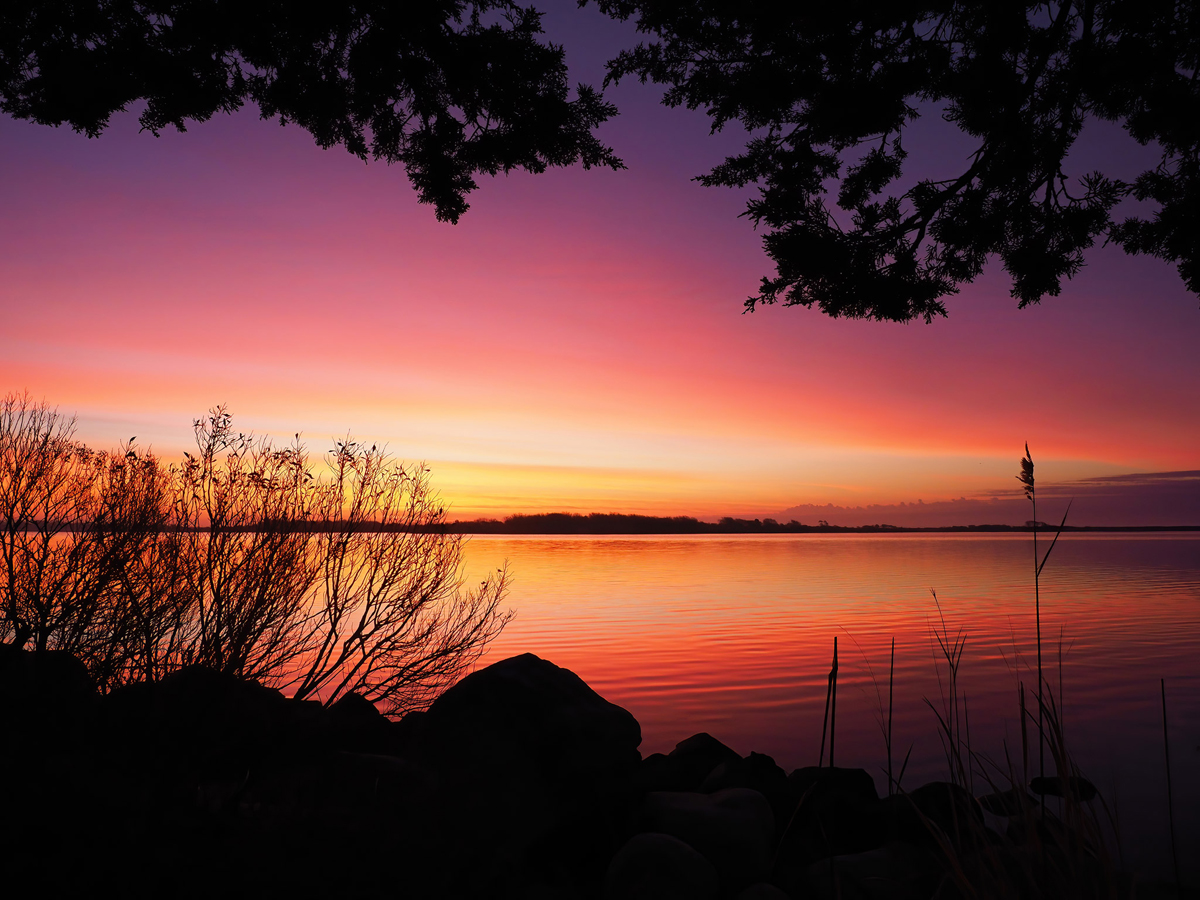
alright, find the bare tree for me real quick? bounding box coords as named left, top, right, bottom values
left=1, top=392, right=172, bottom=686
left=290, top=438, right=511, bottom=715
left=2, top=396, right=512, bottom=713
left=169, top=408, right=323, bottom=685
left=0, top=392, right=146, bottom=656
left=81, top=442, right=179, bottom=688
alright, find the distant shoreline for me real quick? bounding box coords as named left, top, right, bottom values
left=442, top=513, right=1200, bottom=535
left=37, top=517, right=1200, bottom=535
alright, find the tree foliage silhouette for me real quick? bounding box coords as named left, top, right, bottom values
left=0, top=0, right=622, bottom=222
left=594, top=0, right=1200, bottom=321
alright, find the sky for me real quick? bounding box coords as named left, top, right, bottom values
left=2, top=3, right=1199, bottom=524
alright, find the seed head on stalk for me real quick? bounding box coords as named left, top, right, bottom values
left=1018, top=444, right=1035, bottom=501
left=1019, top=442, right=1045, bottom=803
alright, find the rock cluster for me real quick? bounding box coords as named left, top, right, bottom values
left=0, top=646, right=1114, bottom=898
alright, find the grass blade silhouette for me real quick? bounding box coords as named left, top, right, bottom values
left=1162, top=678, right=1181, bottom=894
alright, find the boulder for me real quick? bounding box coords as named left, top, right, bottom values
left=641, top=732, right=744, bottom=793
left=671, top=732, right=743, bottom=787
left=908, top=782, right=984, bottom=848
left=872, top=782, right=985, bottom=856
left=152, top=666, right=293, bottom=775
left=0, top=644, right=96, bottom=757
left=639, top=788, right=775, bottom=893
left=421, top=653, right=641, bottom=777
left=326, top=750, right=438, bottom=810
left=736, top=884, right=791, bottom=900
left=976, top=787, right=1038, bottom=817
left=1029, top=775, right=1097, bottom=802
left=786, top=766, right=879, bottom=808
left=326, top=691, right=395, bottom=754
left=803, top=842, right=933, bottom=900
left=774, top=768, right=883, bottom=896
left=700, top=751, right=790, bottom=835
left=603, top=832, right=719, bottom=900
left=418, top=654, right=643, bottom=890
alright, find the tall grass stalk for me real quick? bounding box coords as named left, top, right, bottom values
left=851, top=631, right=909, bottom=794
left=921, top=610, right=1126, bottom=900
left=1020, top=681, right=1030, bottom=784
left=888, top=636, right=895, bottom=796
left=1018, top=443, right=1045, bottom=789
left=818, top=636, right=838, bottom=767
left=926, top=588, right=969, bottom=787
left=1018, top=446, right=1072, bottom=803
left=1161, top=678, right=1180, bottom=894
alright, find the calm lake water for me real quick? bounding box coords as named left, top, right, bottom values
left=463, top=533, right=1200, bottom=880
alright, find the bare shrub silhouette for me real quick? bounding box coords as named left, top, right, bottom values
left=1, top=391, right=103, bottom=650
left=168, top=409, right=325, bottom=684
left=1, top=392, right=165, bottom=680
left=1, top=396, right=511, bottom=713
left=291, top=438, right=511, bottom=714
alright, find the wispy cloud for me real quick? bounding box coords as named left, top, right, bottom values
left=779, top=471, right=1200, bottom=527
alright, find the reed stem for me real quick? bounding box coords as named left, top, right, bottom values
left=818, top=636, right=839, bottom=767
left=887, top=636, right=895, bottom=795
left=830, top=636, right=839, bottom=768
left=1162, top=678, right=1180, bottom=894
left=1034, top=492, right=1044, bottom=790
left=1019, top=681, right=1029, bottom=785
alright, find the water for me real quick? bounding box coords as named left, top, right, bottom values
left=462, top=533, right=1200, bottom=880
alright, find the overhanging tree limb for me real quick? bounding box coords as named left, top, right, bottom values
left=0, top=0, right=624, bottom=222
left=592, top=0, right=1199, bottom=321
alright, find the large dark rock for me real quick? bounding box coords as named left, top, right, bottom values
left=976, top=787, right=1038, bottom=817
left=0, top=644, right=96, bottom=757
left=422, top=653, right=641, bottom=772
left=128, top=665, right=293, bottom=778
left=803, top=842, right=934, bottom=900
left=736, top=884, right=791, bottom=900
left=908, top=781, right=984, bottom=848
left=1030, top=775, right=1098, bottom=802
left=773, top=768, right=884, bottom=896
left=418, top=653, right=643, bottom=892
left=670, top=732, right=743, bottom=788
left=638, top=788, right=776, bottom=894
left=325, top=691, right=396, bottom=754
left=640, top=732, right=744, bottom=793
left=701, top=751, right=790, bottom=837
left=869, top=781, right=992, bottom=865
left=603, top=832, right=719, bottom=900
left=786, top=766, right=879, bottom=808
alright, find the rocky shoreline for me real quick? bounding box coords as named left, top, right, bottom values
left=1, top=647, right=1130, bottom=898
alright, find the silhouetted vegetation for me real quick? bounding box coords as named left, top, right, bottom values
left=0, top=0, right=621, bottom=222
left=1, top=406, right=1186, bottom=896
left=7, top=4, right=1197, bottom=321
left=0, top=393, right=509, bottom=712
left=594, top=0, right=1200, bottom=320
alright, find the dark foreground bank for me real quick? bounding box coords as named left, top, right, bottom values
left=0, top=646, right=1152, bottom=899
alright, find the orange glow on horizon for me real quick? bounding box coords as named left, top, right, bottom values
left=2, top=99, right=1198, bottom=522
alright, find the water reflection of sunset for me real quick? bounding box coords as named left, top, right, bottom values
left=464, top=534, right=1199, bottom=878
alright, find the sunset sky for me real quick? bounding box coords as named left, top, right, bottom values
left=3, top=3, right=1198, bottom=524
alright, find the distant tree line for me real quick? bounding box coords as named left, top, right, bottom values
left=437, top=513, right=1198, bottom=534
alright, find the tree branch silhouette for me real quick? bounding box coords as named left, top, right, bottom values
left=0, top=0, right=623, bottom=221
left=594, top=0, right=1199, bottom=321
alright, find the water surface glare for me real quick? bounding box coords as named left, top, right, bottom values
left=463, top=534, right=1200, bottom=879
